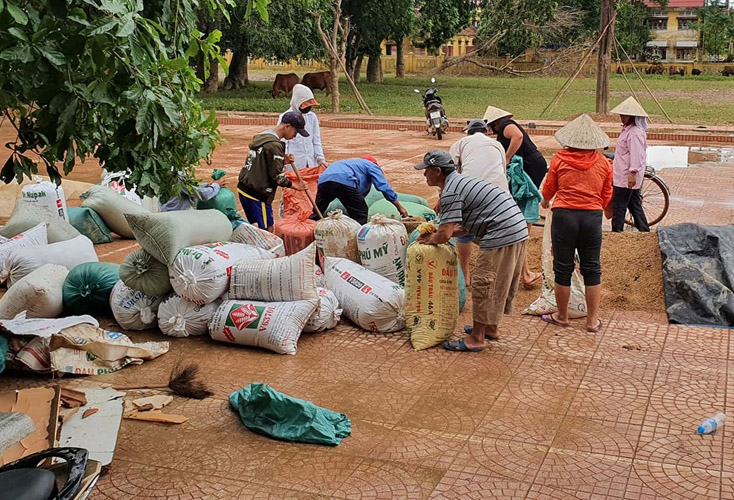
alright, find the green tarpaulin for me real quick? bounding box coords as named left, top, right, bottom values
left=229, top=383, right=351, bottom=446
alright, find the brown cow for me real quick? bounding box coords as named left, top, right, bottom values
left=668, top=66, right=685, bottom=76
left=301, top=71, right=332, bottom=94
left=271, top=73, right=299, bottom=98
left=645, top=65, right=665, bottom=75
left=721, top=66, right=734, bottom=76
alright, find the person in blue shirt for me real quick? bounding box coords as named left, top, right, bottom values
left=311, top=155, right=409, bottom=224
left=159, top=178, right=226, bottom=212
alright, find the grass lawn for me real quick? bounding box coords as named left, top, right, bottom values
left=200, top=71, right=734, bottom=125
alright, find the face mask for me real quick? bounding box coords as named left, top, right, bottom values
left=299, top=106, right=312, bottom=114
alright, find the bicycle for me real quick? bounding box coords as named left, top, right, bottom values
left=631, top=165, right=670, bottom=227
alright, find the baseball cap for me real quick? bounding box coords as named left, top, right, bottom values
left=281, top=111, right=309, bottom=137
left=414, top=150, right=456, bottom=170
left=361, top=155, right=378, bottom=164
left=463, top=119, right=488, bottom=134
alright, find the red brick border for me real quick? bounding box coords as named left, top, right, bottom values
left=217, top=116, right=734, bottom=144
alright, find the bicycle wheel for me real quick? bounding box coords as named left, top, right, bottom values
left=626, top=173, right=670, bottom=227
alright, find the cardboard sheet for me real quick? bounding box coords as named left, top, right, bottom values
left=0, top=386, right=60, bottom=466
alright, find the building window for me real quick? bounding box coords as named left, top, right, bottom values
left=648, top=18, right=668, bottom=30
left=678, top=19, right=695, bottom=30
left=386, top=45, right=392, bottom=56
left=648, top=47, right=668, bottom=60
left=676, top=48, right=696, bottom=60
left=679, top=9, right=697, bottom=18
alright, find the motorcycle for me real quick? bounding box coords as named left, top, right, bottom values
left=414, top=78, right=449, bottom=140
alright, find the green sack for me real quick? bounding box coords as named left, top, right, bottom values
left=369, top=200, right=437, bottom=222
left=1, top=199, right=80, bottom=243
left=68, top=207, right=113, bottom=244
left=364, top=186, right=383, bottom=206
left=326, top=198, right=347, bottom=215
left=397, top=192, right=429, bottom=207
left=119, top=249, right=172, bottom=297
left=409, top=229, right=467, bottom=311
left=229, top=383, right=351, bottom=446
left=196, top=187, right=238, bottom=216
left=62, top=262, right=121, bottom=315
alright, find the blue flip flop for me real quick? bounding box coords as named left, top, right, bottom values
left=464, top=325, right=499, bottom=341
left=442, top=338, right=483, bottom=352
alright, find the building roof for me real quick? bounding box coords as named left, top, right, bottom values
left=457, top=26, right=477, bottom=37
left=644, top=0, right=704, bottom=7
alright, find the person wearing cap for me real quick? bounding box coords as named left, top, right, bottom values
left=416, top=150, right=528, bottom=352
left=448, top=119, right=509, bottom=287
left=540, top=114, right=613, bottom=333
left=237, top=112, right=309, bottom=232
left=278, top=84, right=326, bottom=170
left=609, top=96, right=650, bottom=233
left=484, top=105, right=546, bottom=288
left=311, top=156, right=409, bottom=224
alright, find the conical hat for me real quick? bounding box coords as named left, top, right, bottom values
left=555, top=114, right=610, bottom=150
left=483, top=106, right=513, bottom=124
left=610, top=96, right=648, bottom=117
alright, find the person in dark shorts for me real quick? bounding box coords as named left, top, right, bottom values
left=540, top=114, right=613, bottom=333
left=237, top=111, right=308, bottom=231
left=311, top=155, right=408, bottom=224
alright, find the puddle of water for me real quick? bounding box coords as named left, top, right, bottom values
left=689, top=146, right=734, bottom=165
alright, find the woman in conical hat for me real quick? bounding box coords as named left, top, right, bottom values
left=609, top=96, right=650, bottom=233
left=540, top=114, right=613, bottom=333
left=483, top=105, right=546, bottom=288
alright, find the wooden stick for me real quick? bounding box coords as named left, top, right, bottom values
left=614, top=43, right=640, bottom=101
left=290, top=162, right=323, bottom=219
left=613, top=35, right=673, bottom=123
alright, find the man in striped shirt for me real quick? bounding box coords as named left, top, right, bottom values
left=416, top=150, right=528, bottom=352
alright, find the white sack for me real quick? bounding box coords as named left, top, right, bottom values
left=2, top=235, right=98, bottom=287
left=357, top=215, right=408, bottom=286
left=110, top=281, right=162, bottom=331
left=157, top=294, right=220, bottom=338
left=230, top=223, right=285, bottom=258
left=229, top=243, right=318, bottom=302
left=0, top=223, right=48, bottom=283
left=304, top=287, right=342, bottom=333
left=0, top=264, right=69, bottom=319
left=21, top=179, right=69, bottom=221
left=170, top=243, right=275, bottom=305
left=314, top=210, right=361, bottom=263
left=323, top=257, right=405, bottom=333
left=209, top=299, right=318, bottom=355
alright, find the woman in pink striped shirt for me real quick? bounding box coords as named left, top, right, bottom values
left=610, top=97, right=650, bottom=232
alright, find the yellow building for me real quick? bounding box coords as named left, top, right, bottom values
left=382, top=26, right=476, bottom=57
left=645, top=0, right=703, bottom=62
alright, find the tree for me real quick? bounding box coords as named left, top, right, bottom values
left=415, top=0, right=473, bottom=53
left=695, top=1, right=734, bottom=61
left=477, top=0, right=556, bottom=56
left=221, top=0, right=327, bottom=90
left=0, top=0, right=233, bottom=200
left=615, top=0, right=652, bottom=60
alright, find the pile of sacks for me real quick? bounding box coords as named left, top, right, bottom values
left=328, top=186, right=437, bottom=222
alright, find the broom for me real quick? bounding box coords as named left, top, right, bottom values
left=114, top=360, right=213, bottom=400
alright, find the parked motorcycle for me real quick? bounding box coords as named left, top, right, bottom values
left=414, top=78, right=449, bottom=140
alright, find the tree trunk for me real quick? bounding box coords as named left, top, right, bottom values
left=367, top=54, right=382, bottom=83
left=595, top=0, right=615, bottom=114
left=223, top=50, right=248, bottom=90
left=354, top=54, right=364, bottom=83
left=329, top=56, right=340, bottom=112
left=202, top=58, right=219, bottom=93
left=396, top=39, right=405, bottom=78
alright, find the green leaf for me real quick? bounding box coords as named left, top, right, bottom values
left=6, top=3, right=28, bottom=25
left=39, top=46, right=67, bottom=67
left=48, top=0, right=67, bottom=17
left=8, top=27, right=28, bottom=42
left=117, top=15, right=135, bottom=37
left=135, top=101, right=152, bottom=134
left=87, top=18, right=119, bottom=36
left=158, top=95, right=182, bottom=125
left=19, top=155, right=37, bottom=176
left=0, top=45, right=33, bottom=63
left=0, top=156, right=14, bottom=185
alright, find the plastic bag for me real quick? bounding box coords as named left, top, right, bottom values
left=157, top=294, right=220, bottom=338
left=0, top=264, right=68, bottom=319
left=229, top=383, right=351, bottom=445
left=62, top=262, right=121, bottom=315
left=21, top=178, right=69, bottom=221
left=283, top=165, right=325, bottom=219
left=274, top=216, right=316, bottom=256
left=209, top=299, right=318, bottom=355
left=523, top=211, right=587, bottom=318
left=304, top=288, right=342, bottom=332
left=109, top=281, right=162, bottom=331
left=405, top=224, right=460, bottom=350
left=120, top=249, right=172, bottom=297
left=229, top=243, right=318, bottom=302
left=67, top=207, right=113, bottom=244
left=408, top=229, right=468, bottom=311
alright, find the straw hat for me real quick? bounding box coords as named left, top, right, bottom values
left=554, top=114, right=610, bottom=150
left=482, top=106, right=513, bottom=124
left=610, top=96, right=648, bottom=117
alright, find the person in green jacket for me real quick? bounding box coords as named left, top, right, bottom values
left=237, top=111, right=308, bottom=232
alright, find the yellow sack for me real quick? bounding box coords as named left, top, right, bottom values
left=406, top=224, right=460, bottom=350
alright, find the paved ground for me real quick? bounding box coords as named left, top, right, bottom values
left=1, top=119, right=733, bottom=499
